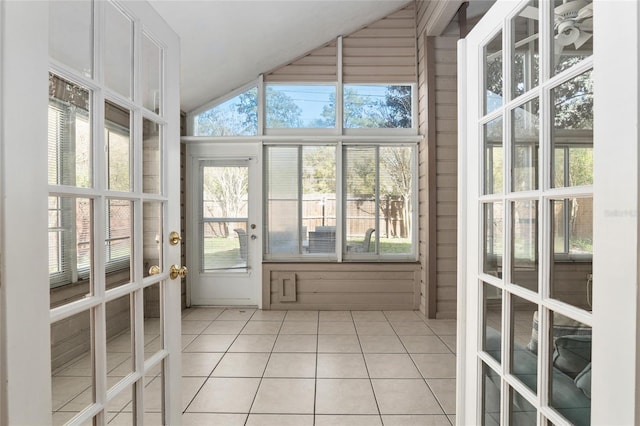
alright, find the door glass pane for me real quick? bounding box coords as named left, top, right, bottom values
left=511, top=294, right=538, bottom=393
left=484, top=31, right=503, bottom=114
left=106, top=101, right=132, bottom=191
left=553, top=0, right=593, bottom=75
left=549, top=312, right=591, bottom=426
left=143, top=363, right=165, bottom=423
left=483, top=202, right=503, bottom=278
left=484, top=116, right=503, bottom=195
left=107, top=385, right=134, bottom=423
left=551, top=71, right=593, bottom=188
left=143, top=201, right=164, bottom=278
left=49, top=197, right=93, bottom=309
left=106, top=294, right=133, bottom=381
left=49, top=0, right=93, bottom=78
left=512, top=1, right=539, bottom=98
left=142, top=34, right=162, bottom=113
left=483, top=282, right=502, bottom=363
left=482, top=363, right=501, bottom=426
left=143, top=118, right=162, bottom=194
left=512, top=98, right=539, bottom=192
left=510, top=387, right=537, bottom=425
left=51, top=310, right=93, bottom=422
left=551, top=197, right=593, bottom=309
left=266, top=147, right=299, bottom=254
left=106, top=199, right=133, bottom=289
left=511, top=200, right=538, bottom=292
left=144, top=283, right=163, bottom=360
left=104, top=2, right=132, bottom=98
left=49, top=74, right=92, bottom=188
left=202, top=165, right=249, bottom=270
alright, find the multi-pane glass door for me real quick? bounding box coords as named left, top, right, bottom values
left=48, top=1, right=181, bottom=424
left=461, top=0, right=594, bottom=424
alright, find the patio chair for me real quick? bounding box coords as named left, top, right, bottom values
left=349, top=228, right=375, bottom=253
left=234, top=228, right=248, bottom=261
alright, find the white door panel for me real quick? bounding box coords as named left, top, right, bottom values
left=0, top=1, right=181, bottom=423
left=186, top=143, right=262, bottom=307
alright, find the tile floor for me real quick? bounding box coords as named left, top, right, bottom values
left=180, top=308, right=457, bottom=425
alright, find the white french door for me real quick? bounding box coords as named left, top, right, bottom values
left=458, top=1, right=640, bottom=425
left=1, top=1, right=181, bottom=424
left=186, top=142, right=262, bottom=307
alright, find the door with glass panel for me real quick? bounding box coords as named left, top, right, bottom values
left=48, top=1, right=182, bottom=424
left=187, top=145, right=261, bottom=306
left=459, top=1, right=593, bottom=424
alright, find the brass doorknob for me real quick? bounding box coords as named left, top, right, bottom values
left=148, top=265, right=161, bottom=276
left=169, top=231, right=182, bottom=246
left=169, top=264, right=188, bottom=280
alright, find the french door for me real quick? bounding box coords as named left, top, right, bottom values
left=458, top=1, right=640, bottom=425
left=1, top=1, right=181, bottom=424
left=186, top=142, right=262, bottom=307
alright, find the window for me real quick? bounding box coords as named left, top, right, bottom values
left=265, top=84, right=336, bottom=128
left=265, top=145, right=337, bottom=256
left=264, top=143, right=416, bottom=260
left=193, top=86, right=258, bottom=136
left=343, top=85, right=413, bottom=128
left=344, top=145, right=414, bottom=256
left=48, top=73, right=133, bottom=288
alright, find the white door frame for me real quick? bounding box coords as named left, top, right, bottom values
left=185, top=141, right=263, bottom=308
left=457, top=0, right=640, bottom=424
left=1, top=2, right=51, bottom=424
left=0, top=1, right=182, bottom=423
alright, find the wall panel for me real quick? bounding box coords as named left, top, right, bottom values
left=264, top=263, right=421, bottom=311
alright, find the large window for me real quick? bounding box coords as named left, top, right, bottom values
left=193, top=86, right=258, bottom=136
left=343, top=84, right=413, bottom=128
left=265, top=143, right=416, bottom=260
left=266, top=84, right=336, bottom=129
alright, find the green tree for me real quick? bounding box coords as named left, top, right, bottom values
left=265, top=87, right=303, bottom=128
left=382, top=85, right=412, bottom=128
left=302, top=146, right=336, bottom=194
left=380, top=146, right=412, bottom=237
left=203, top=167, right=248, bottom=237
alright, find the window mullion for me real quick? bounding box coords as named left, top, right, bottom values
left=374, top=146, right=380, bottom=254
left=298, top=146, right=303, bottom=255
left=336, top=141, right=343, bottom=262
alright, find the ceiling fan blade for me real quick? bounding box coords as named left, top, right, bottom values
left=573, top=30, right=592, bottom=49
left=554, top=38, right=565, bottom=63
left=576, top=3, right=594, bottom=21
left=519, top=5, right=539, bottom=20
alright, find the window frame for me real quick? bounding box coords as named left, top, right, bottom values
left=342, top=83, right=417, bottom=136
left=188, top=80, right=260, bottom=137
left=263, top=140, right=418, bottom=262
left=187, top=80, right=418, bottom=138
left=263, top=82, right=339, bottom=135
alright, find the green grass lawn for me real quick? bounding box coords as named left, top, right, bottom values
left=203, top=236, right=411, bottom=269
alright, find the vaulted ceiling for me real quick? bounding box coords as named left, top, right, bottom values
left=148, top=1, right=413, bottom=113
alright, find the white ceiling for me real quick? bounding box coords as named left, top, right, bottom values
left=148, top=0, right=413, bottom=113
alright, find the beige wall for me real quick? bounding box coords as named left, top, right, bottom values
left=264, top=263, right=421, bottom=310
left=417, top=1, right=461, bottom=319
left=266, top=4, right=417, bottom=84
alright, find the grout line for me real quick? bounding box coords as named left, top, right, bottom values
left=243, top=309, right=285, bottom=425
left=351, top=312, right=383, bottom=423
